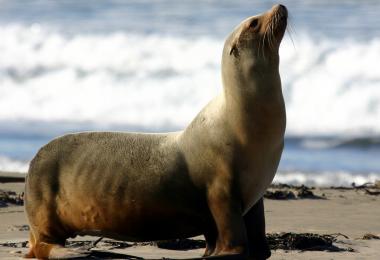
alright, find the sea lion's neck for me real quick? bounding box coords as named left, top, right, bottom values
left=225, top=65, right=281, bottom=96
left=222, top=67, right=286, bottom=143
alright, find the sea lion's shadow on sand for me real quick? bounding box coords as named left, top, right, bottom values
left=74, top=249, right=242, bottom=260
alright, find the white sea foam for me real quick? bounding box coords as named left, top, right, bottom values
left=281, top=34, right=380, bottom=136
left=0, top=24, right=221, bottom=130
left=274, top=171, right=380, bottom=187
left=0, top=24, right=380, bottom=135
left=0, top=156, right=29, bottom=173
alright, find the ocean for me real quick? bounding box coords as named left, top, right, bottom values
left=0, top=0, right=379, bottom=186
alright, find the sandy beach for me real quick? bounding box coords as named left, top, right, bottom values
left=1, top=171, right=379, bottom=259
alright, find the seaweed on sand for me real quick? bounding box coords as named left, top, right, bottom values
left=267, top=232, right=353, bottom=252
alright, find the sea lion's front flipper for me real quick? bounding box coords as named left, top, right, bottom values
left=244, top=198, right=271, bottom=259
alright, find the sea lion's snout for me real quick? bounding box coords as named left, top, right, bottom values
left=272, top=4, right=288, bottom=19
left=266, top=4, right=288, bottom=43
left=269, top=4, right=288, bottom=27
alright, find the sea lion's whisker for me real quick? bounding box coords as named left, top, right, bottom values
left=269, top=15, right=276, bottom=49
left=261, top=30, right=268, bottom=60
left=286, top=20, right=296, bottom=50
left=287, top=27, right=296, bottom=50
left=257, top=35, right=264, bottom=59
left=271, top=18, right=276, bottom=49
left=268, top=25, right=275, bottom=50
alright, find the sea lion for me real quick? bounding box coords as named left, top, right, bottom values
left=24, top=4, right=287, bottom=259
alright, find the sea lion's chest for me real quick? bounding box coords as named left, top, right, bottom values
left=238, top=137, right=284, bottom=214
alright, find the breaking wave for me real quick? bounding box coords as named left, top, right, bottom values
left=0, top=24, right=379, bottom=137
left=0, top=156, right=29, bottom=173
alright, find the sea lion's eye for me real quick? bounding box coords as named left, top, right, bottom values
left=249, top=19, right=259, bottom=29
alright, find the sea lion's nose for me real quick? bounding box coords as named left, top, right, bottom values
left=272, top=4, right=288, bottom=18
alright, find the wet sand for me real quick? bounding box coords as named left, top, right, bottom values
left=1, top=171, right=379, bottom=259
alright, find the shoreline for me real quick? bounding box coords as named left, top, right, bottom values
left=2, top=170, right=380, bottom=188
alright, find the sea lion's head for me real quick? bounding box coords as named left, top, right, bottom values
left=222, top=4, right=287, bottom=85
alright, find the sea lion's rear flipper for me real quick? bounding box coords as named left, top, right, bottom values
left=32, top=242, right=90, bottom=259
left=48, top=246, right=90, bottom=259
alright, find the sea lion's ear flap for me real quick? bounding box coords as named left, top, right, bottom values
left=229, top=44, right=238, bottom=57
left=229, top=45, right=235, bottom=55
